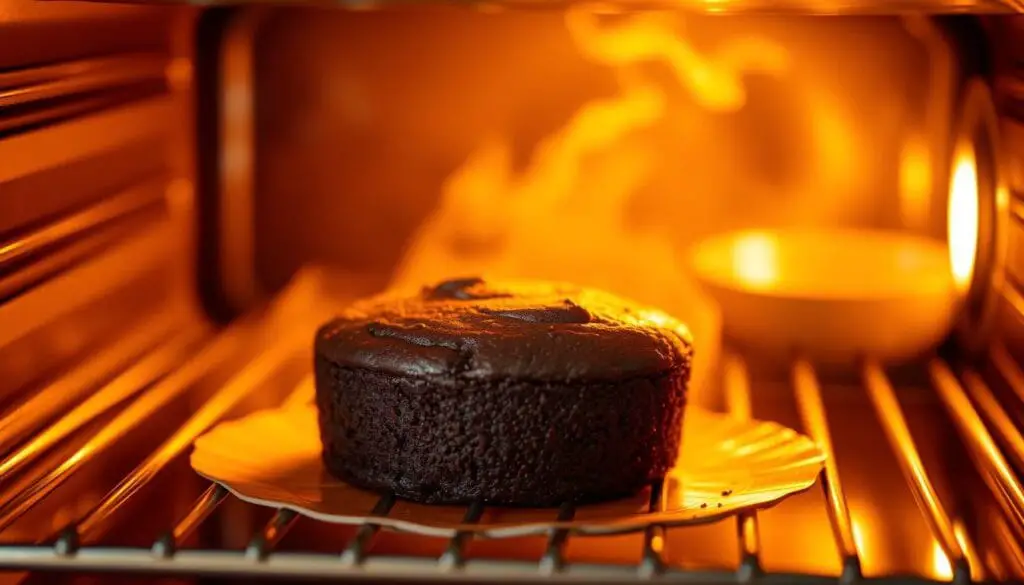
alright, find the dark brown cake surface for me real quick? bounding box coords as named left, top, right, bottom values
left=314, top=277, right=693, bottom=506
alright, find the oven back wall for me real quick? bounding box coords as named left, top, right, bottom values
left=245, top=8, right=950, bottom=302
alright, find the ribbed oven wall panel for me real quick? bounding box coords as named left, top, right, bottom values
left=0, top=0, right=203, bottom=547
left=0, top=0, right=198, bottom=364
left=988, top=17, right=1024, bottom=360
left=0, top=0, right=173, bottom=71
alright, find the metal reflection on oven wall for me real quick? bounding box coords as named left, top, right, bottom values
left=950, top=78, right=1010, bottom=355
left=219, top=8, right=268, bottom=316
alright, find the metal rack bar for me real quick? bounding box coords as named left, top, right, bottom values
left=722, top=353, right=761, bottom=581
left=0, top=220, right=175, bottom=356
left=52, top=529, right=78, bottom=557
left=0, top=311, right=176, bottom=454
left=953, top=520, right=985, bottom=583
left=0, top=545, right=939, bottom=583
left=0, top=315, right=249, bottom=534
left=0, top=54, right=167, bottom=92
left=340, top=493, right=396, bottom=566
left=791, top=357, right=862, bottom=582
left=991, top=511, right=1024, bottom=579
left=736, top=514, right=761, bottom=583
left=639, top=481, right=666, bottom=578
left=246, top=509, right=300, bottom=561
left=0, top=91, right=150, bottom=137
left=928, top=360, right=1024, bottom=532
left=0, top=57, right=166, bottom=110
left=0, top=327, right=206, bottom=480
left=74, top=330, right=309, bottom=542
left=155, top=483, right=230, bottom=557
left=2, top=542, right=984, bottom=584
left=985, top=345, right=1024, bottom=469
left=439, top=501, right=485, bottom=571
left=539, top=502, right=575, bottom=575
left=960, top=369, right=1024, bottom=470
left=0, top=213, right=159, bottom=303
left=0, top=177, right=170, bottom=271
left=991, top=343, right=1024, bottom=404
left=862, top=358, right=971, bottom=583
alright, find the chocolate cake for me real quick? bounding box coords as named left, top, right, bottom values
left=313, top=277, right=694, bottom=507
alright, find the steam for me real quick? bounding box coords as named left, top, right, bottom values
left=390, top=9, right=790, bottom=399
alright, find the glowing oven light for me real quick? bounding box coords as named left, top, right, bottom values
left=947, top=144, right=980, bottom=294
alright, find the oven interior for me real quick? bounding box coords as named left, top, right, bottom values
left=2, top=0, right=1024, bottom=582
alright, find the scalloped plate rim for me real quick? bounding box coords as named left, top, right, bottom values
left=194, top=468, right=820, bottom=538
left=190, top=405, right=825, bottom=538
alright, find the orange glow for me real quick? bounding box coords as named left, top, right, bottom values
left=899, top=137, right=932, bottom=230
left=851, top=516, right=867, bottom=557
left=930, top=541, right=954, bottom=581
left=730, top=231, right=779, bottom=291
left=947, top=142, right=979, bottom=293
left=389, top=10, right=795, bottom=397
left=650, top=533, right=665, bottom=555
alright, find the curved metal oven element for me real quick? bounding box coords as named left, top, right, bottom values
left=949, top=78, right=1010, bottom=355
left=218, top=8, right=269, bottom=315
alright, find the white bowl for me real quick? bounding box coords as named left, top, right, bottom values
left=689, top=228, right=958, bottom=365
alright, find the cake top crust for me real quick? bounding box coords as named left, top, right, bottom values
left=315, top=277, right=694, bottom=381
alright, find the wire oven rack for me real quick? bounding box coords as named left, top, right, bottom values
left=0, top=305, right=1023, bottom=584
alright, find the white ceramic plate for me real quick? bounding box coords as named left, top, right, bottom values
left=190, top=404, right=824, bottom=537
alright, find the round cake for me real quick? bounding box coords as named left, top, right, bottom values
left=313, top=277, right=694, bottom=507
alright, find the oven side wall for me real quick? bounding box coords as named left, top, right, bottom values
left=0, top=0, right=206, bottom=542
